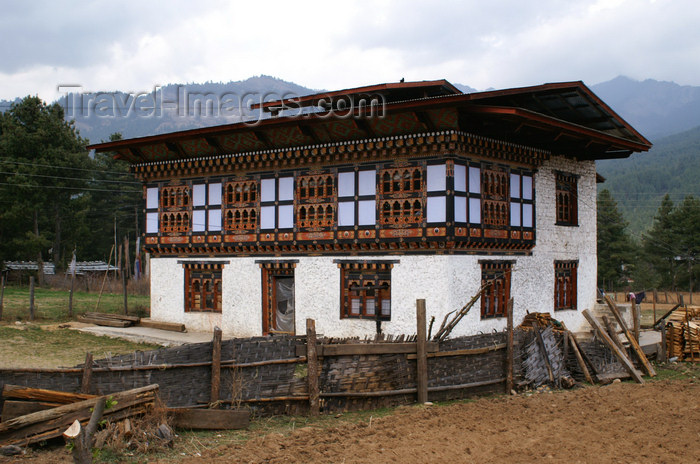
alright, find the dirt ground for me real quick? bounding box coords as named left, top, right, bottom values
left=4, top=375, right=698, bottom=464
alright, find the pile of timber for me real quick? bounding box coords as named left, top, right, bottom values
left=665, top=306, right=700, bottom=361
left=0, top=384, right=158, bottom=447
left=77, top=312, right=140, bottom=327
left=519, top=312, right=562, bottom=331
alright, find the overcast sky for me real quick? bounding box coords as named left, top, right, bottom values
left=2, top=0, right=700, bottom=102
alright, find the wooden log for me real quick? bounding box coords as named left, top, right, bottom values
left=416, top=299, right=428, bottom=404
left=1, top=401, right=57, bottom=422
left=632, top=298, right=640, bottom=342
left=406, top=344, right=506, bottom=360
left=84, top=312, right=140, bottom=323
left=295, top=341, right=439, bottom=357
left=531, top=321, right=554, bottom=385
left=81, top=352, right=93, bottom=394
left=653, top=304, right=681, bottom=328
left=582, top=309, right=644, bottom=384
left=306, top=319, right=320, bottom=417
left=506, top=297, right=514, bottom=393
left=167, top=408, right=249, bottom=430
left=138, top=319, right=186, bottom=332
left=602, top=315, right=624, bottom=351
left=565, top=329, right=593, bottom=384
left=210, top=327, right=222, bottom=406
left=604, top=296, right=656, bottom=377
left=77, top=315, right=130, bottom=328
left=2, top=385, right=96, bottom=404
left=0, top=384, right=158, bottom=447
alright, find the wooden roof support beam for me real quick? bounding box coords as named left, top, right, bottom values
left=353, top=119, right=375, bottom=138
left=298, top=124, right=320, bottom=143
left=414, top=111, right=436, bottom=131
left=205, top=137, right=225, bottom=154
left=165, top=142, right=187, bottom=159
left=251, top=130, right=272, bottom=149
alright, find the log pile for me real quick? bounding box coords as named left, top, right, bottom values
left=665, top=306, right=700, bottom=361
left=77, top=312, right=140, bottom=327
left=518, top=312, right=563, bottom=331
left=0, top=384, right=159, bottom=447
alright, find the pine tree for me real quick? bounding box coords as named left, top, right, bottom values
left=597, top=189, right=634, bottom=290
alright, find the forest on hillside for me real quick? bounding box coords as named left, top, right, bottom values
left=0, top=96, right=140, bottom=269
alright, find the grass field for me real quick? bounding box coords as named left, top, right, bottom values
left=0, top=284, right=150, bottom=322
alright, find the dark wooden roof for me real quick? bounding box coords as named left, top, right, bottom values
left=88, top=80, right=651, bottom=164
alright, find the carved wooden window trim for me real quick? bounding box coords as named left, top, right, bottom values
left=224, top=180, right=259, bottom=232
left=337, top=260, right=395, bottom=320
left=181, top=261, right=227, bottom=313
left=481, top=168, right=509, bottom=227
left=378, top=165, right=424, bottom=226
left=480, top=260, right=513, bottom=319
left=554, top=260, right=578, bottom=311
left=297, top=174, right=336, bottom=229
left=556, top=172, right=578, bottom=226
left=159, top=185, right=191, bottom=233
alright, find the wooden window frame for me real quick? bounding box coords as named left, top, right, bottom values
left=554, top=260, right=578, bottom=311
left=224, top=180, right=259, bottom=232
left=556, top=172, right=578, bottom=226
left=480, top=261, right=513, bottom=319
left=159, top=185, right=191, bottom=234
left=296, top=173, right=336, bottom=229
left=481, top=167, right=509, bottom=227
left=337, top=261, right=395, bottom=320
left=182, top=262, right=226, bottom=313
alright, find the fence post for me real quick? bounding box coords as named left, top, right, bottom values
left=505, top=297, right=514, bottom=394
left=210, top=327, right=222, bottom=407
left=306, top=319, right=320, bottom=416
left=29, top=276, right=35, bottom=321
left=416, top=299, right=428, bottom=404
left=631, top=298, right=640, bottom=343
left=81, top=352, right=93, bottom=394
left=0, top=271, right=5, bottom=320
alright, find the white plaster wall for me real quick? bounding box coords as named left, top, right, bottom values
left=149, top=156, right=598, bottom=337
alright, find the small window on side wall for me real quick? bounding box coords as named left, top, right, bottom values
left=480, top=261, right=513, bottom=318
left=556, top=172, right=578, bottom=226
left=554, top=261, right=577, bottom=310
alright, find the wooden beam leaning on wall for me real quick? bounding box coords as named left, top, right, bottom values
left=603, top=296, right=656, bottom=377
left=582, top=310, right=644, bottom=383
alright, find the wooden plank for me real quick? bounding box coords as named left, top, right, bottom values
left=1, top=401, right=57, bottom=422
left=582, top=309, right=644, bottom=384
left=604, top=296, right=656, bottom=377
left=210, top=327, right=222, bottom=406
left=416, top=299, right=428, bottom=404
left=505, top=297, right=514, bottom=393
left=632, top=298, right=640, bottom=342
left=0, top=385, right=158, bottom=446
left=532, top=321, right=555, bottom=385
left=138, top=319, right=186, bottom=332
left=306, top=319, right=320, bottom=416
left=167, top=408, right=249, bottom=430
left=561, top=322, right=593, bottom=384
left=81, top=352, right=93, bottom=394
left=77, top=315, right=130, bottom=328
left=84, top=312, right=140, bottom=323
left=602, top=315, right=624, bottom=351
left=301, top=342, right=439, bottom=357
left=2, top=385, right=96, bottom=404
left=406, top=344, right=506, bottom=360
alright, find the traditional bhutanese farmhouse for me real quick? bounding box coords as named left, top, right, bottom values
left=88, top=80, right=651, bottom=338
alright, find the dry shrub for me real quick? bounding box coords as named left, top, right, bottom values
left=99, top=395, right=174, bottom=455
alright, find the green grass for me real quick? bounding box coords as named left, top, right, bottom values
left=0, top=285, right=150, bottom=322
left=0, top=325, right=162, bottom=368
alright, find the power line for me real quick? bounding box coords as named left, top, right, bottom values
left=0, top=181, right=139, bottom=193
left=0, top=170, right=141, bottom=185
left=0, top=158, right=133, bottom=176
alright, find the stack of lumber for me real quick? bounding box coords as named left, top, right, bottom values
left=77, top=312, right=140, bottom=327
left=1, top=385, right=96, bottom=422
left=665, top=306, right=700, bottom=361
left=0, top=384, right=158, bottom=447
left=518, top=312, right=562, bottom=331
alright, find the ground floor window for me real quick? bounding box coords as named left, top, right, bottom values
left=480, top=261, right=513, bottom=318
left=182, top=262, right=225, bottom=313
left=554, top=260, right=578, bottom=310
left=337, top=261, right=395, bottom=321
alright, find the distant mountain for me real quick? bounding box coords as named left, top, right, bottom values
left=597, top=125, right=700, bottom=236
left=591, top=76, right=700, bottom=141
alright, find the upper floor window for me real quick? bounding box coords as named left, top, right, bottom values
left=159, top=185, right=191, bottom=234
left=337, top=170, right=376, bottom=227
left=510, top=172, right=534, bottom=228
left=192, top=183, right=221, bottom=233
left=297, top=174, right=335, bottom=229
left=556, top=172, right=578, bottom=226
left=260, top=176, right=294, bottom=230
left=224, top=180, right=258, bottom=232
left=379, top=166, right=423, bottom=226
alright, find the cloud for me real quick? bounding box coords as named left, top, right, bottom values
left=2, top=0, right=700, bottom=102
